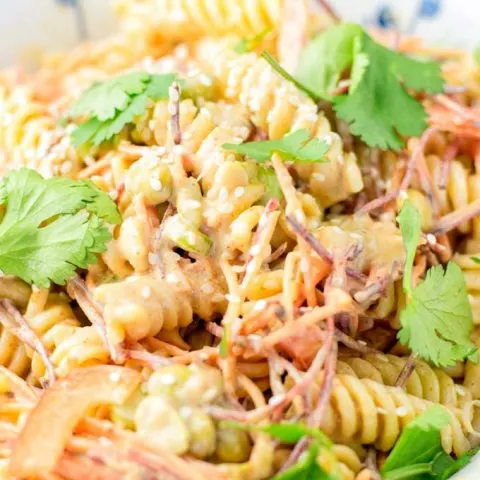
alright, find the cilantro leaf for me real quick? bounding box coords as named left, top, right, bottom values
left=381, top=406, right=450, bottom=475
left=226, top=421, right=335, bottom=479
left=381, top=407, right=478, bottom=480
left=234, top=28, right=271, bottom=54
left=273, top=442, right=334, bottom=480
left=297, top=23, right=363, bottom=100
left=255, top=422, right=331, bottom=447
left=69, top=72, right=150, bottom=121
left=434, top=448, right=480, bottom=480
left=471, top=256, right=480, bottom=264
left=333, top=32, right=443, bottom=149
left=223, top=129, right=328, bottom=163
left=397, top=200, right=422, bottom=295
left=0, top=169, right=120, bottom=287
left=69, top=72, right=178, bottom=146
left=398, top=262, right=477, bottom=367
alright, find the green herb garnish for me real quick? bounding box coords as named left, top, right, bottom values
left=381, top=406, right=479, bottom=480
left=397, top=202, right=477, bottom=367
left=223, top=129, right=328, bottom=163
left=263, top=24, right=443, bottom=149
left=69, top=72, right=178, bottom=146
left=0, top=168, right=120, bottom=287
left=227, top=421, right=336, bottom=480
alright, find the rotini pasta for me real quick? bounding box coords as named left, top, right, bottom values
left=337, top=353, right=471, bottom=407
left=319, top=375, right=476, bottom=456
left=114, top=0, right=283, bottom=41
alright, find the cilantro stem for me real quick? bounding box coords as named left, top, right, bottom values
left=382, top=463, right=432, bottom=480
left=260, top=52, right=321, bottom=102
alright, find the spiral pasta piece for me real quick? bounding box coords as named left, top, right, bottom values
left=0, top=86, right=83, bottom=177
left=0, top=293, right=109, bottom=382
left=319, top=375, right=476, bottom=456
left=114, top=0, right=283, bottom=41
left=94, top=256, right=226, bottom=345
left=194, top=38, right=363, bottom=207
left=337, top=354, right=471, bottom=407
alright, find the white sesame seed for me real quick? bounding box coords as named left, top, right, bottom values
left=295, top=209, right=306, bottom=223
left=109, top=372, right=121, bottom=383
left=166, top=273, right=179, bottom=283
left=234, top=186, right=245, bottom=198
left=225, top=293, right=241, bottom=303
left=141, top=286, right=151, bottom=299
left=399, top=190, right=408, bottom=200
left=268, top=395, right=285, bottom=406
left=455, top=385, right=466, bottom=396
left=150, top=178, right=162, bottom=191
left=148, top=252, right=159, bottom=265
left=254, top=300, right=267, bottom=312
left=426, top=233, right=437, bottom=245
left=218, top=187, right=229, bottom=203
left=396, top=406, right=408, bottom=417
left=179, top=406, right=193, bottom=418
left=159, top=373, right=176, bottom=385
left=183, top=199, right=201, bottom=209
left=313, top=172, right=326, bottom=182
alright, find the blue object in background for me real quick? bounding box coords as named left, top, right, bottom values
left=376, top=5, right=397, bottom=29
left=418, top=0, right=441, bottom=17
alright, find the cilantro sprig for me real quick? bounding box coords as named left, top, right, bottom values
left=262, top=23, right=444, bottom=149
left=381, top=406, right=479, bottom=480
left=332, top=31, right=443, bottom=149
left=223, top=129, right=328, bottom=163
left=69, top=72, right=178, bottom=147
left=228, top=421, right=336, bottom=479
left=397, top=201, right=478, bottom=367
left=0, top=169, right=121, bottom=287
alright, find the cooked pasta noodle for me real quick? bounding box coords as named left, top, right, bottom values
left=319, top=375, right=475, bottom=456
left=337, top=353, right=471, bottom=407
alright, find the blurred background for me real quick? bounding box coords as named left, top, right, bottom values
left=0, top=0, right=479, bottom=67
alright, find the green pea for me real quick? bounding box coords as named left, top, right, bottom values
left=174, top=364, right=224, bottom=406
left=147, top=364, right=192, bottom=399
left=135, top=396, right=190, bottom=455
left=180, top=406, right=216, bottom=459
left=215, top=424, right=252, bottom=463
left=111, top=388, right=144, bottom=430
